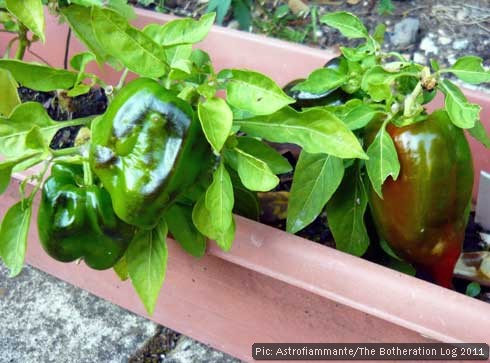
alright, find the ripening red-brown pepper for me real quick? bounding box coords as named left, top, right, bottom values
left=367, top=110, right=474, bottom=288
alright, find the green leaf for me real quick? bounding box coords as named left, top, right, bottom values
left=207, top=0, right=231, bottom=25
left=0, top=201, right=32, bottom=277
left=378, top=0, right=394, bottom=15
left=361, top=65, right=419, bottom=102
left=0, top=69, right=20, bottom=117
left=107, top=0, right=136, bottom=20
left=232, top=0, right=252, bottom=30
left=380, top=239, right=402, bottom=260
left=164, top=44, right=193, bottom=73
left=234, top=107, right=367, bottom=159
left=320, top=11, right=368, bottom=39
left=236, top=137, right=292, bottom=174
left=446, top=56, right=490, bottom=84
left=127, top=220, right=168, bottom=315
left=61, top=5, right=116, bottom=65
left=0, top=153, right=43, bottom=195
left=326, top=166, right=370, bottom=256
left=229, top=169, right=259, bottom=220
left=198, top=97, right=233, bottom=152
left=6, top=0, right=45, bottom=42
left=92, top=7, right=168, bottom=78
left=372, top=24, right=386, bottom=44
left=365, top=125, right=400, bottom=198
left=0, top=60, right=78, bottom=92
left=287, top=151, right=344, bottom=234
left=143, top=13, right=215, bottom=46
left=70, top=0, right=103, bottom=6
left=291, top=68, right=347, bottom=95
left=67, top=84, right=91, bottom=97
left=332, top=100, right=383, bottom=130
left=439, top=79, right=480, bottom=129
left=235, top=149, right=279, bottom=192
left=192, top=195, right=236, bottom=252
left=70, top=52, right=96, bottom=72
left=113, top=255, right=128, bottom=281
left=465, top=282, right=481, bottom=297
left=165, top=204, right=207, bottom=258
left=205, top=161, right=234, bottom=235
left=221, top=69, right=294, bottom=116
left=0, top=102, right=59, bottom=158
left=468, top=119, right=490, bottom=148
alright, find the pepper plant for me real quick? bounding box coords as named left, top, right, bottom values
left=0, top=4, right=367, bottom=314
left=284, top=12, right=490, bottom=287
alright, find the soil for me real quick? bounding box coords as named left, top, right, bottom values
left=18, top=87, right=108, bottom=149
left=131, top=0, right=490, bottom=74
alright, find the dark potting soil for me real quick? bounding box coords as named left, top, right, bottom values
left=18, top=86, right=108, bottom=149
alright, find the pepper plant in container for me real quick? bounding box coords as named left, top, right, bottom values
left=283, top=12, right=490, bottom=288
left=0, top=2, right=367, bottom=314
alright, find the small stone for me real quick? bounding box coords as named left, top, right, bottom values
left=420, top=37, right=439, bottom=55
left=453, top=39, right=469, bottom=50
left=438, top=36, right=451, bottom=45
left=227, top=20, right=240, bottom=30
left=413, top=52, right=427, bottom=65
left=390, top=18, right=420, bottom=47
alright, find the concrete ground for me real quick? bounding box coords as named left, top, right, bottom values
left=0, top=263, right=241, bottom=363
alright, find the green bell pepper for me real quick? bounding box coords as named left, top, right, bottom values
left=367, top=110, right=473, bottom=287
left=90, top=78, right=211, bottom=229
left=38, top=163, right=135, bottom=270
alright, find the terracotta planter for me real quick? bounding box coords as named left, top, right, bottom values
left=1, top=8, right=490, bottom=362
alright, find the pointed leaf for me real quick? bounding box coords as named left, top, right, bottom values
left=127, top=220, right=168, bottom=315
left=234, top=107, right=367, bottom=159
left=165, top=204, right=207, bottom=257
left=0, top=69, right=20, bottom=117
left=320, top=11, right=368, bottom=39
left=61, top=5, right=116, bottom=65
left=92, top=7, right=168, bottom=78
left=192, top=195, right=236, bottom=251
left=221, top=69, right=294, bottom=115
left=326, top=166, right=369, bottom=256
left=439, top=79, right=480, bottom=128
left=365, top=125, right=400, bottom=198
left=292, top=68, right=347, bottom=94
left=0, top=201, right=32, bottom=277
left=0, top=102, right=58, bottom=158
left=287, top=151, right=344, bottom=233
left=143, top=13, right=215, bottom=46
left=113, top=255, right=128, bottom=281
left=236, top=137, right=292, bottom=174
left=446, top=56, right=490, bottom=84
left=235, top=149, right=279, bottom=192
left=198, top=97, right=233, bottom=152
left=468, top=119, right=490, bottom=148
left=205, top=161, right=234, bottom=238
left=0, top=60, right=78, bottom=92
left=6, top=0, right=45, bottom=42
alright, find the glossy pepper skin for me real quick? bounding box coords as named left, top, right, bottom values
left=38, top=163, right=134, bottom=270
left=283, top=56, right=349, bottom=110
left=90, top=78, right=210, bottom=229
left=367, top=110, right=473, bottom=288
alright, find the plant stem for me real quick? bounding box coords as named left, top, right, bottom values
left=15, top=24, right=28, bottom=60
left=404, top=81, right=422, bottom=117
left=116, top=68, right=130, bottom=91
left=51, top=146, right=82, bottom=157
left=64, top=28, right=72, bottom=70
left=83, top=161, right=93, bottom=186
left=28, top=160, right=51, bottom=204
left=57, top=116, right=95, bottom=128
